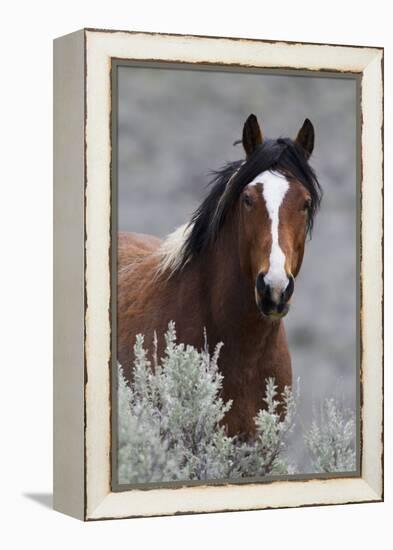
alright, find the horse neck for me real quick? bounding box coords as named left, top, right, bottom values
left=191, top=215, right=281, bottom=348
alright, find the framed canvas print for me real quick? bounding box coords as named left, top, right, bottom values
left=53, top=28, right=384, bottom=520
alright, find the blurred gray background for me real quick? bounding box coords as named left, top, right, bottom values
left=117, top=65, right=358, bottom=472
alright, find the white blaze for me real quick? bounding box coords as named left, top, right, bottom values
left=249, top=170, right=289, bottom=300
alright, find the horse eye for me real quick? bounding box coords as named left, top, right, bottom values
left=243, top=193, right=253, bottom=209
left=302, top=199, right=312, bottom=212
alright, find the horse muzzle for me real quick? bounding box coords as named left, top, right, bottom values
left=255, top=272, right=294, bottom=319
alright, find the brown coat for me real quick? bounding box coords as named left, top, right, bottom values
left=118, top=226, right=292, bottom=438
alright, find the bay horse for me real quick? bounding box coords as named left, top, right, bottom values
left=118, top=114, right=321, bottom=438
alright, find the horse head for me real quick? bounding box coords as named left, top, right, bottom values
left=238, top=114, right=319, bottom=319
left=160, top=113, right=321, bottom=322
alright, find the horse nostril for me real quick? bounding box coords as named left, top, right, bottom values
left=256, top=273, right=294, bottom=318
left=283, top=276, right=295, bottom=302
left=256, top=272, right=266, bottom=295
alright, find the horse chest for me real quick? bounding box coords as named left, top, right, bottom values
left=216, top=325, right=291, bottom=437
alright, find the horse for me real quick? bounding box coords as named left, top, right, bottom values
left=118, top=114, right=322, bottom=438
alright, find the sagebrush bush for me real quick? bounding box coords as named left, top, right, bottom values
left=118, top=323, right=296, bottom=483
left=118, top=323, right=356, bottom=483
left=304, top=398, right=356, bottom=473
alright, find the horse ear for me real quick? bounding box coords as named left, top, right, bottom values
left=242, top=114, right=263, bottom=158
left=295, top=118, right=315, bottom=158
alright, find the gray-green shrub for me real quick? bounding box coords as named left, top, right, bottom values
left=304, top=398, right=356, bottom=473
left=118, top=322, right=356, bottom=483
left=118, top=323, right=296, bottom=483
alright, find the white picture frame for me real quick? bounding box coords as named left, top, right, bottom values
left=53, top=28, right=383, bottom=521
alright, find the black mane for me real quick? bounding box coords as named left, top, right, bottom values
left=180, top=137, right=322, bottom=269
